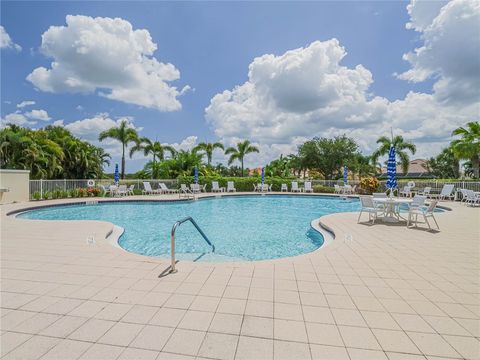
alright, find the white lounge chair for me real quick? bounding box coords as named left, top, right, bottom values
left=417, top=186, right=431, bottom=197
left=399, top=186, right=413, bottom=197
left=227, top=181, right=236, bottom=192
left=304, top=181, right=313, bottom=193
left=281, top=184, right=288, bottom=192
left=459, top=188, right=469, bottom=203
left=344, top=185, right=353, bottom=194
left=127, top=184, right=135, bottom=196
left=334, top=184, right=342, bottom=194
left=191, top=183, right=201, bottom=194
left=291, top=182, right=301, bottom=193
left=408, top=200, right=440, bottom=230
left=268, top=184, right=273, bottom=192
left=180, top=184, right=193, bottom=198
left=142, top=182, right=159, bottom=195
left=211, top=181, right=224, bottom=193
left=159, top=183, right=178, bottom=194
left=201, top=184, right=207, bottom=192
left=358, top=196, right=384, bottom=224
left=351, top=185, right=357, bottom=194
left=432, top=184, right=455, bottom=200
left=464, top=189, right=480, bottom=207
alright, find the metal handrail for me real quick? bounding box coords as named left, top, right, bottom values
left=169, top=216, right=214, bottom=273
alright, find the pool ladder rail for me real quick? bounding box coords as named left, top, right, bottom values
left=169, top=216, right=215, bottom=273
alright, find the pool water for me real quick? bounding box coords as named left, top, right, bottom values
left=18, top=195, right=360, bottom=261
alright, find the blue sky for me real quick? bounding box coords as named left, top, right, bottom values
left=1, top=1, right=477, bottom=171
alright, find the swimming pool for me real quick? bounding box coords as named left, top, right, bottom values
left=17, top=195, right=360, bottom=261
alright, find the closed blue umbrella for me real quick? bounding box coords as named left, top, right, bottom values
left=194, top=166, right=199, bottom=184
left=386, top=144, right=397, bottom=196
left=114, top=164, right=120, bottom=185
left=261, top=167, right=265, bottom=185
left=343, top=165, right=348, bottom=185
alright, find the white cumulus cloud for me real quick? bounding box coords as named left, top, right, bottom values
left=1, top=112, right=33, bottom=127
left=24, top=109, right=51, bottom=121
left=0, top=25, right=21, bottom=51
left=16, top=100, right=36, bottom=108
left=27, top=15, right=187, bottom=111
left=399, top=0, right=480, bottom=105
left=206, top=16, right=478, bottom=167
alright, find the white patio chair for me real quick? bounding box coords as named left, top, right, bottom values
left=116, top=185, right=128, bottom=197
left=281, top=184, right=288, bottom=192
left=334, top=184, right=342, bottom=194
left=253, top=183, right=258, bottom=192
left=351, top=185, right=357, bottom=194
left=344, top=185, right=353, bottom=194
left=127, top=185, right=135, bottom=196
left=408, top=200, right=440, bottom=230
left=464, top=189, right=480, bottom=207
left=409, top=195, right=427, bottom=209
left=268, top=184, right=273, bottom=192
left=211, top=181, right=224, bottom=193
left=227, top=181, right=236, bottom=192
left=291, top=182, right=301, bottom=193
left=201, top=184, right=207, bottom=192
left=399, top=186, right=412, bottom=197
left=304, top=181, right=313, bottom=193
left=108, top=185, right=118, bottom=197
left=100, top=185, right=109, bottom=197
left=358, top=196, right=384, bottom=224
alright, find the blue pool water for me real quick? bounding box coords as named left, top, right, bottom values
left=18, top=195, right=360, bottom=261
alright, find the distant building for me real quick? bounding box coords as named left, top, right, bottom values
left=381, top=159, right=431, bottom=178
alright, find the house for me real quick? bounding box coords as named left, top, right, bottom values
left=381, top=159, right=431, bottom=178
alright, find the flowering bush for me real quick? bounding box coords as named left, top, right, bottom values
left=359, top=177, right=380, bottom=194
left=87, top=187, right=101, bottom=196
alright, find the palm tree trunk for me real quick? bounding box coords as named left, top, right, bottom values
left=121, top=144, right=125, bottom=179
left=241, top=158, right=244, bottom=177
left=472, top=156, right=480, bottom=178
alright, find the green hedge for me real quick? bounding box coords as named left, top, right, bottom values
left=312, top=185, right=335, bottom=193
left=177, top=176, right=299, bottom=192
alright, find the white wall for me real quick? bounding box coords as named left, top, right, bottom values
left=0, top=170, right=30, bottom=204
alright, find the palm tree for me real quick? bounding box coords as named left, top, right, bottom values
left=451, top=122, right=480, bottom=178
left=193, top=141, right=224, bottom=166
left=225, top=140, right=259, bottom=176
left=130, top=137, right=177, bottom=163
left=98, top=120, right=139, bottom=179
left=371, top=135, right=416, bottom=175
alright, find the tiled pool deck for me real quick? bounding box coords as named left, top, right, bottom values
left=1, top=194, right=479, bottom=360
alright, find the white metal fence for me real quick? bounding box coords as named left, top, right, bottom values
left=29, top=178, right=480, bottom=199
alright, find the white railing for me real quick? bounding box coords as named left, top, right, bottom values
left=29, top=179, right=178, bottom=199
left=29, top=178, right=480, bottom=199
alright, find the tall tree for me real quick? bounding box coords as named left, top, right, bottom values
left=98, top=120, right=139, bottom=179
left=130, top=137, right=176, bottom=163
left=372, top=135, right=416, bottom=175
left=427, top=147, right=460, bottom=179
left=193, top=142, right=224, bottom=165
left=298, top=136, right=358, bottom=179
left=225, top=140, right=259, bottom=177
left=451, top=122, right=480, bottom=178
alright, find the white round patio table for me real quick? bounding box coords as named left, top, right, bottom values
left=373, top=197, right=413, bottom=223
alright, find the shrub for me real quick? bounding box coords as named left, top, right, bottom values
left=87, top=188, right=101, bottom=197
left=359, top=177, right=380, bottom=194
left=78, top=188, right=86, bottom=197
left=43, top=191, right=51, bottom=200
left=313, top=185, right=335, bottom=193
left=32, top=191, right=41, bottom=200
left=61, top=190, right=69, bottom=198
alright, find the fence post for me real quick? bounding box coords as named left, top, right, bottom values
left=64, top=179, right=66, bottom=192
left=40, top=179, right=43, bottom=199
